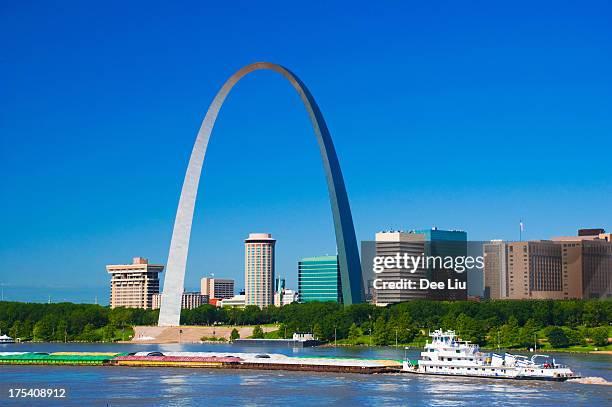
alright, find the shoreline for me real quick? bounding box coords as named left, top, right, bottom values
left=5, top=341, right=611, bottom=355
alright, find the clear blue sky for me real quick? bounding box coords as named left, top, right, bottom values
left=1, top=1, right=610, bottom=303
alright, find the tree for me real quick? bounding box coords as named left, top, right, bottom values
left=498, top=316, right=520, bottom=348
left=518, top=319, right=538, bottom=348
left=230, top=328, right=240, bottom=342
left=590, top=327, right=609, bottom=347
left=33, top=318, right=53, bottom=341
left=546, top=327, right=569, bottom=348
left=9, top=321, right=21, bottom=339
left=455, top=313, right=484, bottom=345
left=348, top=322, right=362, bottom=342
left=251, top=325, right=264, bottom=339
left=372, top=316, right=390, bottom=345
left=313, top=323, right=324, bottom=340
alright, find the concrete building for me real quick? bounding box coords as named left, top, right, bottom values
left=374, top=232, right=427, bottom=305
left=200, top=277, right=234, bottom=300
left=107, top=257, right=164, bottom=309
left=274, top=288, right=299, bottom=307
left=298, top=255, right=342, bottom=303
left=245, top=233, right=276, bottom=308
left=152, top=292, right=209, bottom=310
left=219, top=294, right=246, bottom=308
left=483, top=240, right=508, bottom=299
left=506, top=241, right=575, bottom=299
left=488, top=229, right=612, bottom=300
left=551, top=228, right=612, bottom=299
left=374, top=229, right=467, bottom=305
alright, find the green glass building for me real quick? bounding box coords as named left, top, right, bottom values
left=298, top=255, right=343, bottom=303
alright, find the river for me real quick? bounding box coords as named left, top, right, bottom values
left=1, top=342, right=610, bottom=406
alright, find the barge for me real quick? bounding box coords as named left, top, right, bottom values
left=0, top=351, right=402, bottom=374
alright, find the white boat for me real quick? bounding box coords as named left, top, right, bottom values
left=402, top=329, right=578, bottom=381
left=0, top=334, right=15, bottom=344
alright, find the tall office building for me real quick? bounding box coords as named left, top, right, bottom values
left=245, top=233, right=276, bottom=307
left=200, top=277, right=235, bottom=299
left=275, top=277, right=286, bottom=293
left=374, top=228, right=467, bottom=305
left=298, top=255, right=342, bottom=303
left=483, top=240, right=508, bottom=299
left=374, top=232, right=427, bottom=305
left=107, top=257, right=164, bottom=309
left=552, top=228, right=612, bottom=299
left=506, top=241, right=579, bottom=299
left=489, top=229, right=612, bottom=300
left=416, top=228, right=468, bottom=301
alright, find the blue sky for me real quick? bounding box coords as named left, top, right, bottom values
left=1, top=1, right=611, bottom=303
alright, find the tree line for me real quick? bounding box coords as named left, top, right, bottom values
left=0, top=299, right=609, bottom=348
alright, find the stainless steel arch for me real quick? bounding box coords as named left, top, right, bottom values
left=158, top=62, right=363, bottom=326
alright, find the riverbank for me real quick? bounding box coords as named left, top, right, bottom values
left=128, top=325, right=279, bottom=344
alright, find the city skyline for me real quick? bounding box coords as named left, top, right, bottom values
left=2, top=2, right=611, bottom=303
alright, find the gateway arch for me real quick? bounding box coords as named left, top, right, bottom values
left=158, top=62, right=363, bottom=326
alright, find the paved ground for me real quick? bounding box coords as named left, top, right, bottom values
left=131, top=325, right=278, bottom=343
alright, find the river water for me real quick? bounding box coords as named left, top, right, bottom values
left=1, top=342, right=610, bottom=406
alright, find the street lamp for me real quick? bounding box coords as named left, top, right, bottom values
left=334, top=327, right=337, bottom=347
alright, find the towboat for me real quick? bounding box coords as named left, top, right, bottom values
left=403, top=329, right=578, bottom=381
left=0, top=334, right=15, bottom=344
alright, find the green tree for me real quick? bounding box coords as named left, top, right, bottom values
left=348, top=323, right=362, bottom=341
left=518, top=319, right=538, bottom=348
left=33, top=318, right=53, bottom=341
left=9, top=321, right=21, bottom=339
left=590, top=327, right=609, bottom=347
left=54, top=320, right=68, bottom=342
left=230, top=328, right=240, bottom=341
left=546, top=327, right=569, bottom=348
left=251, top=325, right=264, bottom=339
left=313, top=323, right=324, bottom=340
left=499, top=316, right=520, bottom=348
left=456, top=313, right=484, bottom=344
left=372, top=316, right=390, bottom=345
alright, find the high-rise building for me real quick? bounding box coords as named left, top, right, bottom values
left=275, top=277, right=285, bottom=293
left=152, top=292, right=209, bottom=310
left=551, top=229, right=612, bottom=299
left=298, top=255, right=342, bottom=303
left=506, top=241, right=580, bottom=299
left=107, top=257, right=164, bottom=309
left=374, top=232, right=427, bottom=305
left=416, top=228, right=468, bottom=301
left=200, top=277, right=235, bottom=299
left=374, top=229, right=467, bottom=305
left=245, top=233, right=276, bottom=307
left=487, top=229, right=612, bottom=300
left=483, top=240, right=508, bottom=299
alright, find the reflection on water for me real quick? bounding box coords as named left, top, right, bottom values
left=0, top=342, right=611, bottom=406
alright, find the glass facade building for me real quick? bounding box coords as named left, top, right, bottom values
left=298, top=255, right=343, bottom=303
